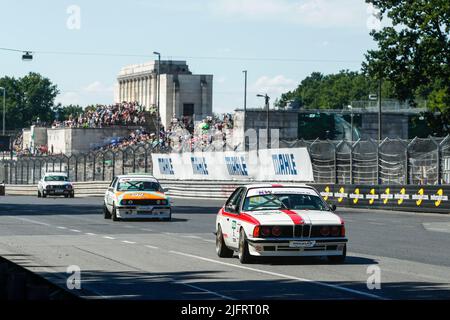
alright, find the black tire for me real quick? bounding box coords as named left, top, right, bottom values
left=42, top=192, right=47, bottom=198
left=70, top=193, right=75, bottom=198
left=103, top=204, right=111, bottom=219
left=37, top=190, right=41, bottom=198
left=216, top=225, right=234, bottom=258
left=111, top=205, right=119, bottom=221
left=327, top=244, right=347, bottom=264
left=238, top=228, right=254, bottom=264
left=64, top=194, right=69, bottom=198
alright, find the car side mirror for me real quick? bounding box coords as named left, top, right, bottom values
left=226, top=204, right=238, bottom=213
left=330, top=204, right=337, bottom=211
left=108, top=187, right=114, bottom=192
left=162, top=188, right=169, bottom=193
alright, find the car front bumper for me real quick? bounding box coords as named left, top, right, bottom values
left=43, top=189, right=74, bottom=196
left=116, top=206, right=171, bottom=219
left=246, top=238, right=348, bottom=257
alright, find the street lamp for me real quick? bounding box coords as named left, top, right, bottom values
left=257, top=93, right=270, bottom=145
left=153, top=51, right=161, bottom=140
left=243, top=70, right=247, bottom=130
left=0, top=87, right=5, bottom=136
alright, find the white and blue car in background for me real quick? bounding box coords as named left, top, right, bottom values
left=37, top=172, right=75, bottom=198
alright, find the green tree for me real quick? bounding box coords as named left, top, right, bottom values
left=363, top=0, right=450, bottom=109
left=0, top=72, right=59, bottom=130
left=278, top=70, right=394, bottom=109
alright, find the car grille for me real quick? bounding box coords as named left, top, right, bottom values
left=124, top=199, right=166, bottom=205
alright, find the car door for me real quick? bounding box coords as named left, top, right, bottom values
left=105, top=177, right=117, bottom=210
left=222, top=187, right=245, bottom=249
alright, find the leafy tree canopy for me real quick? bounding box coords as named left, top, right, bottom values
left=362, top=0, right=450, bottom=110
left=0, top=72, right=59, bottom=130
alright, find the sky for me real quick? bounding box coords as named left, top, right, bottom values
left=0, top=0, right=383, bottom=113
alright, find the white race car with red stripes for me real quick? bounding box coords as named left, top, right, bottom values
left=215, top=184, right=347, bottom=264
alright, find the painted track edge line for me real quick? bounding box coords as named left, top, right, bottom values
left=168, top=250, right=388, bottom=300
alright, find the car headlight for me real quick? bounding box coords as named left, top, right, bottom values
left=128, top=200, right=133, bottom=205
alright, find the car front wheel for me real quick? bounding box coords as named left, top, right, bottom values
left=238, top=228, right=254, bottom=264
left=327, top=244, right=347, bottom=264
left=103, top=204, right=111, bottom=219
left=112, top=205, right=119, bottom=221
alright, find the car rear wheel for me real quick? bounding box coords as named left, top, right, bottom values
left=327, top=244, right=347, bottom=264
left=238, top=228, right=254, bottom=264
left=64, top=194, right=69, bottom=198
left=37, top=190, right=41, bottom=198
left=103, top=204, right=111, bottom=219
left=216, top=225, right=234, bottom=258
left=70, top=193, right=75, bottom=198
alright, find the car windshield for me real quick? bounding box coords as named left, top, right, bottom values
left=44, top=176, right=68, bottom=182
left=243, top=193, right=329, bottom=211
left=117, top=180, right=161, bottom=192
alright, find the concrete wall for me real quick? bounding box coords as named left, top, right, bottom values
left=21, top=127, right=47, bottom=150
left=160, top=74, right=213, bottom=130
left=233, top=110, right=299, bottom=149
left=361, top=113, right=409, bottom=139
left=47, top=127, right=134, bottom=155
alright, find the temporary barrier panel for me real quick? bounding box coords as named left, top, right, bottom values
left=151, top=148, right=314, bottom=182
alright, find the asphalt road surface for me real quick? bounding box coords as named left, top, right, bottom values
left=1, top=195, right=450, bottom=300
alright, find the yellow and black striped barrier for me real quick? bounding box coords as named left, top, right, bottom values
left=313, top=184, right=450, bottom=214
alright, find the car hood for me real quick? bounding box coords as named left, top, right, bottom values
left=116, top=191, right=167, bottom=201
left=244, top=209, right=341, bottom=225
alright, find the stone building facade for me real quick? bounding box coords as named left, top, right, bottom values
left=116, top=60, right=213, bottom=130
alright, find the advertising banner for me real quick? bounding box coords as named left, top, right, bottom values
left=151, top=148, right=314, bottom=182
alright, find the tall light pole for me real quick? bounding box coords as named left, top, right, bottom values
left=0, top=87, right=5, bottom=136
left=257, top=93, right=270, bottom=145
left=348, top=105, right=354, bottom=141
left=153, top=51, right=161, bottom=140
left=377, top=77, right=382, bottom=142
left=243, top=70, right=247, bottom=130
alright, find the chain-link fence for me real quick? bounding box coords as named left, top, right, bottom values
left=1, top=136, right=450, bottom=185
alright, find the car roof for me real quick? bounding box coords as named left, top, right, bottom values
left=243, top=183, right=312, bottom=189
left=116, top=174, right=158, bottom=181
left=44, top=172, right=68, bottom=176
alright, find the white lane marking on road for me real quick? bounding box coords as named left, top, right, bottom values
left=85, top=233, right=96, bottom=236
left=103, top=236, right=116, bottom=240
left=144, top=245, right=159, bottom=249
left=181, top=283, right=235, bottom=300
left=11, top=217, right=50, bottom=227
left=368, top=222, right=385, bottom=226
left=122, top=240, right=136, bottom=244
left=57, top=226, right=67, bottom=230
left=140, top=228, right=153, bottom=232
left=70, top=229, right=81, bottom=233
left=169, top=251, right=387, bottom=300
left=202, top=239, right=216, bottom=243
left=182, top=235, right=202, bottom=239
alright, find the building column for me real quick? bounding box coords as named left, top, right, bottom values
left=152, top=74, right=157, bottom=107
left=144, top=76, right=149, bottom=109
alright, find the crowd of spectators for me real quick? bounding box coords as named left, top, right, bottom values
left=90, top=113, right=235, bottom=152
left=51, top=102, right=147, bottom=129
left=94, top=128, right=159, bottom=152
